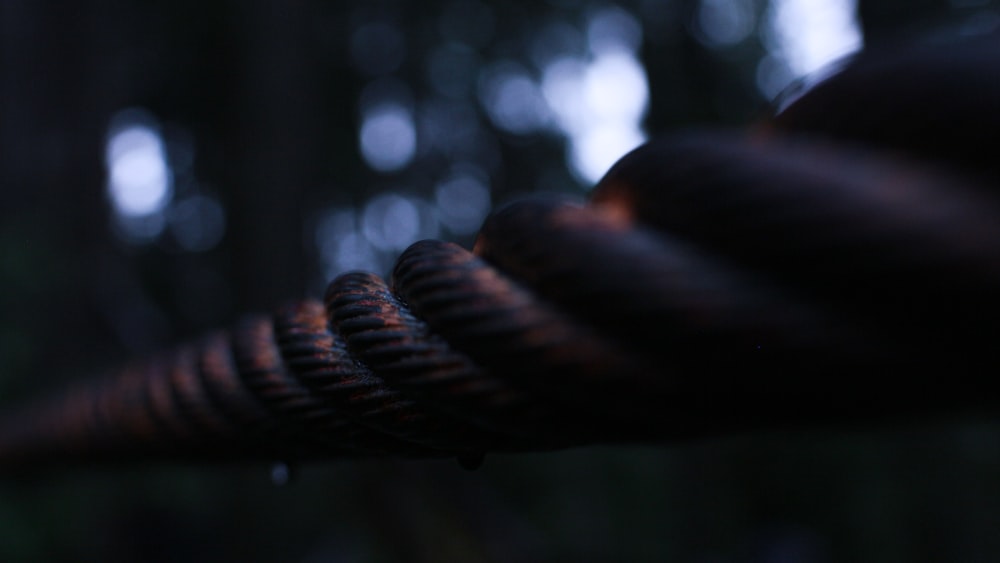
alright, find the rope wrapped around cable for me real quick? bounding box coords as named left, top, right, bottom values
left=3, top=32, right=1000, bottom=470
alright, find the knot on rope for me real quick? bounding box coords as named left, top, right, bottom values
left=3, top=32, right=1000, bottom=469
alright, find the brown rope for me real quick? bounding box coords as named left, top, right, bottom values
left=3, top=32, right=1000, bottom=470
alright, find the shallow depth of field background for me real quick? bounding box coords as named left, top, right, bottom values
left=3, top=1, right=1000, bottom=561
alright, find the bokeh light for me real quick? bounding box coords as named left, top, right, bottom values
left=538, top=7, right=649, bottom=184
left=435, top=164, right=492, bottom=235
left=582, top=52, right=648, bottom=122
left=104, top=108, right=223, bottom=250
left=361, top=192, right=439, bottom=252
left=106, top=123, right=172, bottom=218
left=316, top=208, right=383, bottom=278
left=354, top=3, right=651, bottom=203
left=359, top=103, right=417, bottom=173
left=586, top=5, right=643, bottom=55
left=168, top=194, right=226, bottom=252
left=315, top=191, right=443, bottom=280
left=569, top=123, right=646, bottom=185
left=695, top=0, right=757, bottom=47
left=361, top=193, right=422, bottom=252
left=478, top=61, right=551, bottom=135
left=417, top=99, right=488, bottom=161
left=759, top=0, right=864, bottom=97
left=104, top=111, right=173, bottom=243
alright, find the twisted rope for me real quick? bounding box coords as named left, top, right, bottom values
left=3, top=33, right=1000, bottom=470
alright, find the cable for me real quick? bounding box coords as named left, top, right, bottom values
left=3, top=32, right=1000, bottom=470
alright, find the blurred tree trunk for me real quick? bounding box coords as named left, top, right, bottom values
left=224, top=0, right=331, bottom=310
left=0, top=1, right=120, bottom=388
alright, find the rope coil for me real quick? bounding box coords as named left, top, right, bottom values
left=3, top=32, right=1000, bottom=469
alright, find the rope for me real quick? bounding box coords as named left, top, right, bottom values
left=3, top=32, right=1000, bottom=470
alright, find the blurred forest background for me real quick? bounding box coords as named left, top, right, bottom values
left=3, top=0, right=1000, bottom=561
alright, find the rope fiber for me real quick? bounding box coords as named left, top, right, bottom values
left=3, top=32, right=1000, bottom=470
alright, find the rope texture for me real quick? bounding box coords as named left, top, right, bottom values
left=3, top=32, right=1000, bottom=469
